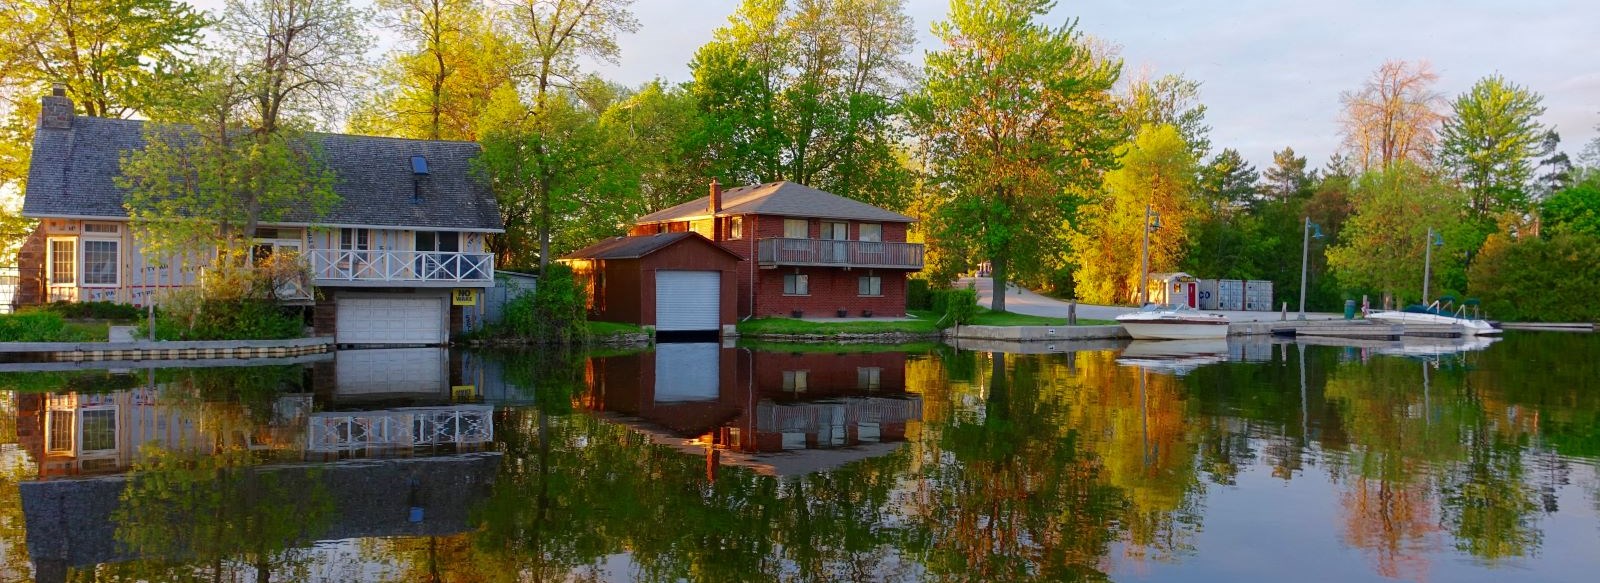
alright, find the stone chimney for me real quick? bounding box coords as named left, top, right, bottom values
left=39, top=84, right=73, bottom=130
left=708, top=178, right=722, bottom=214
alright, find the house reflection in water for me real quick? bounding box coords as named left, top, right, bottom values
left=586, top=344, right=922, bottom=477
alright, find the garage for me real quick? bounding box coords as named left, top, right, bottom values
left=655, top=271, right=721, bottom=331
left=336, top=296, right=446, bottom=345
left=559, top=232, right=739, bottom=333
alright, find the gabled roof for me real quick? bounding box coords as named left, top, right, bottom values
left=23, top=115, right=504, bottom=232
left=561, top=232, right=740, bottom=261
left=634, top=181, right=914, bottom=225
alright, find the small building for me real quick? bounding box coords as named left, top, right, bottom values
left=1147, top=272, right=1200, bottom=309
left=629, top=181, right=923, bottom=319
left=16, top=87, right=503, bottom=346
left=561, top=232, right=741, bottom=333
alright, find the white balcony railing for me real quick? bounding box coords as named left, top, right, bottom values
left=307, top=405, right=494, bottom=452
left=308, top=249, right=494, bottom=284
left=756, top=238, right=924, bottom=269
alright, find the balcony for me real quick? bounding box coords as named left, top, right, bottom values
left=309, top=249, right=495, bottom=287
left=756, top=238, right=924, bottom=270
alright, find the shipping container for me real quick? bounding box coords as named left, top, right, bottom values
left=1217, top=279, right=1245, bottom=311
left=1245, top=280, right=1274, bottom=311
left=1198, top=279, right=1219, bottom=310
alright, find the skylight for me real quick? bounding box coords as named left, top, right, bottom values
left=411, top=155, right=429, bottom=176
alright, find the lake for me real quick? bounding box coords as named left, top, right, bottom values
left=1, top=332, right=1597, bottom=582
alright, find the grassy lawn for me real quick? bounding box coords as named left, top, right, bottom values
left=587, top=320, right=646, bottom=337
left=738, top=315, right=941, bottom=336
left=0, top=312, right=120, bottom=342
left=738, top=339, right=941, bottom=353
left=967, top=308, right=1116, bottom=327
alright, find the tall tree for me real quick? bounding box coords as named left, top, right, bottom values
left=689, top=0, right=917, bottom=210
left=1438, top=75, right=1550, bottom=222
left=909, top=0, right=1123, bottom=312
left=1198, top=148, right=1257, bottom=211
left=1119, top=72, right=1210, bottom=158
left=496, top=0, right=638, bottom=272
left=1326, top=162, right=1470, bottom=306
left=352, top=0, right=518, bottom=140
left=597, top=80, right=708, bottom=214
left=1261, top=146, right=1313, bottom=201
left=218, top=0, right=373, bottom=133
left=1069, top=124, right=1198, bottom=304
left=1339, top=60, right=1445, bottom=172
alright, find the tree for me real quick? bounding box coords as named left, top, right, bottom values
left=1439, top=75, right=1550, bottom=222
left=1261, top=146, right=1313, bottom=201
left=597, top=80, right=708, bottom=214
left=218, top=0, right=373, bottom=133
left=496, top=0, right=639, bottom=272
left=909, top=0, right=1122, bottom=312
left=1326, top=163, right=1470, bottom=306
left=1539, top=172, right=1600, bottom=238
left=1069, top=124, right=1198, bottom=304
left=1197, top=148, right=1257, bottom=211
left=352, top=0, right=519, bottom=140
left=1119, top=72, right=1210, bottom=158
left=1339, top=60, right=1445, bottom=172
left=689, top=0, right=917, bottom=210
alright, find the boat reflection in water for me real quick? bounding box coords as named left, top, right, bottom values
left=1115, top=338, right=1231, bottom=375
left=586, top=343, right=922, bottom=477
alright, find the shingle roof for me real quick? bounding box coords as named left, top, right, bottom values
left=561, top=232, right=739, bottom=260
left=634, top=181, right=914, bottom=225
left=22, top=116, right=503, bottom=231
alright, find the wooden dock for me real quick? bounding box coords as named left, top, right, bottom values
left=1270, top=320, right=1466, bottom=339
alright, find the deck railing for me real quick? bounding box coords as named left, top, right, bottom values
left=756, top=238, right=924, bottom=269
left=307, top=405, right=494, bottom=452
left=308, top=249, right=494, bottom=284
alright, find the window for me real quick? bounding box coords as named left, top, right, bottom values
left=46, top=412, right=73, bottom=452
left=784, top=218, right=809, bottom=238
left=858, top=367, right=882, bottom=391
left=784, top=273, right=809, bottom=295
left=80, top=410, right=116, bottom=451
left=821, top=221, right=847, bottom=240
left=82, top=222, right=120, bottom=234
left=858, top=275, right=882, bottom=296
left=783, top=370, right=809, bottom=393
left=727, top=216, right=744, bottom=239
left=49, top=239, right=75, bottom=285
left=340, top=228, right=370, bottom=250
left=858, top=223, right=882, bottom=242
left=81, top=240, right=119, bottom=286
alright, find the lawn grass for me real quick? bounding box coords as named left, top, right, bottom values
left=587, top=320, right=646, bottom=337
left=966, top=308, right=1116, bottom=327
left=0, top=312, right=119, bottom=342
left=738, top=339, right=941, bottom=353
left=737, top=314, right=941, bottom=336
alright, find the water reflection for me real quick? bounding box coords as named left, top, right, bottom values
left=0, top=333, right=1596, bottom=581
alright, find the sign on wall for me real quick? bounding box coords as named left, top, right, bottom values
left=452, top=288, right=478, bottom=306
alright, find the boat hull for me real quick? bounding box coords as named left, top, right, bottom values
left=1118, top=322, right=1230, bottom=340
left=1366, top=311, right=1502, bottom=336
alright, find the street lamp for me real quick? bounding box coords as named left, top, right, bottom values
left=1297, top=217, right=1324, bottom=320
left=1138, top=204, right=1162, bottom=306
left=1422, top=227, right=1444, bottom=306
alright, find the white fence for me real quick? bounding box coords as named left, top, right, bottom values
left=307, top=405, right=494, bottom=452
left=308, top=249, right=494, bottom=284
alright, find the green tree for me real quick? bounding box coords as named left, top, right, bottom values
left=1120, top=72, right=1210, bottom=159
left=909, top=0, right=1122, bottom=311
left=1069, top=124, right=1198, bottom=304
left=688, top=0, right=917, bottom=210
left=1469, top=230, right=1600, bottom=322
left=218, top=0, right=373, bottom=132
left=1197, top=148, right=1257, bottom=210
left=1539, top=172, right=1600, bottom=237
left=597, top=80, right=708, bottom=214
left=352, top=0, right=519, bottom=140
left=1439, top=75, right=1550, bottom=223
left=1261, top=146, right=1314, bottom=201
left=1326, top=163, right=1470, bottom=306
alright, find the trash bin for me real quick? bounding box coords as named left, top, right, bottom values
left=1344, top=299, right=1357, bottom=320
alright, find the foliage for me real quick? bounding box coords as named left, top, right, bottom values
left=736, top=315, right=939, bottom=336
left=1070, top=124, right=1199, bottom=304
left=216, top=0, right=373, bottom=131
left=1120, top=72, right=1211, bottom=158
left=1439, top=74, right=1551, bottom=222
left=1327, top=163, right=1471, bottom=305
left=1261, top=146, right=1314, bottom=201
left=906, top=277, right=932, bottom=310
left=499, top=262, right=587, bottom=344
left=1539, top=172, right=1600, bottom=238
left=137, top=258, right=305, bottom=340
left=0, top=311, right=104, bottom=341
left=688, top=0, right=918, bottom=210
left=1468, top=232, right=1600, bottom=322
left=909, top=0, right=1123, bottom=312
left=31, top=300, right=143, bottom=320
left=966, top=308, right=1113, bottom=327
left=1339, top=60, right=1445, bottom=172
left=596, top=80, right=710, bottom=215
left=1197, top=148, right=1258, bottom=210
left=930, top=287, right=977, bottom=326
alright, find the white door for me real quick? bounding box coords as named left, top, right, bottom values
left=337, top=296, right=446, bottom=345
left=655, top=271, right=720, bottom=331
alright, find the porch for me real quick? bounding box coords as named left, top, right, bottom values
left=756, top=238, right=924, bottom=270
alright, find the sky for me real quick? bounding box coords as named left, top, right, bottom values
left=188, top=0, right=1600, bottom=171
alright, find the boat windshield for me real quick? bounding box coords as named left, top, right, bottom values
left=1139, top=303, right=1194, bottom=313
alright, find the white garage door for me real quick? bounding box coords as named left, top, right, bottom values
left=655, top=271, right=721, bottom=331
left=337, top=296, right=446, bottom=345
left=336, top=347, right=447, bottom=396
left=654, top=343, right=720, bottom=402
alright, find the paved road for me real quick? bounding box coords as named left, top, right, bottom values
left=961, top=277, right=1345, bottom=323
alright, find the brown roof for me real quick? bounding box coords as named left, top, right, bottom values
left=635, top=181, right=914, bottom=225
left=561, top=232, right=740, bottom=261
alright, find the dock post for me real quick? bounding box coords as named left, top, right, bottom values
left=1281, top=302, right=1287, bottom=321
left=1068, top=300, right=1077, bottom=325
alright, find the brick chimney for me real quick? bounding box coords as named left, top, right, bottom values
left=39, top=84, right=73, bottom=130
left=708, top=178, right=722, bottom=214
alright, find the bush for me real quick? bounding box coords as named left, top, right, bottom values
left=0, top=312, right=92, bottom=342
left=32, top=301, right=144, bottom=320
left=141, top=295, right=303, bottom=341
left=907, top=278, right=932, bottom=310
left=500, top=263, right=587, bottom=344
left=930, top=286, right=978, bottom=327
left=1468, top=232, right=1600, bottom=323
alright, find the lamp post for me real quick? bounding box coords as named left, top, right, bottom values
left=1297, top=217, right=1323, bottom=320
left=1138, top=204, right=1162, bottom=306
left=1422, top=227, right=1444, bottom=305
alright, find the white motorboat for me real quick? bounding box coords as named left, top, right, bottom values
left=1116, top=338, right=1230, bottom=375
left=1115, top=304, right=1231, bottom=340
left=1366, top=302, right=1501, bottom=336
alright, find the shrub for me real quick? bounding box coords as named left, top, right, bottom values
left=136, top=255, right=307, bottom=341
left=500, top=263, right=587, bottom=344
left=32, top=301, right=143, bottom=320
left=907, top=278, right=932, bottom=310
left=1468, top=232, right=1600, bottom=323
left=0, top=312, right=87, bottom=342
left=930, top=286, right=978, bottom=327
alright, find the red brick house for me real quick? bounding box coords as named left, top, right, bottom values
left=629, top=181, right=923, bottom=319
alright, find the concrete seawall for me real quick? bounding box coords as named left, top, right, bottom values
left=944, top=324, right=1131, bottom=342
left=0, top=336, right=334, bottom=361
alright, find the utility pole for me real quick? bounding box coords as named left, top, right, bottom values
left=1422, top=226, right=1438, bottom=306
left=1297, top=217, right=1322, bottom=320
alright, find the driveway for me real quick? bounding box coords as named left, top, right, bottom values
left=960, top=277, right=1344, bottom=323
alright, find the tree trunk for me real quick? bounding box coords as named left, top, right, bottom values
left=990, top=256, right=1007, bottom=313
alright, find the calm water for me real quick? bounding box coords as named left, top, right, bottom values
left=1, top=332, right=1598, bottom=582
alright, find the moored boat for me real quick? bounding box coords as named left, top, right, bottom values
left=1115, top=304, right=1231, bottom=340
left=1366, top=303, right=1501, bottom=336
